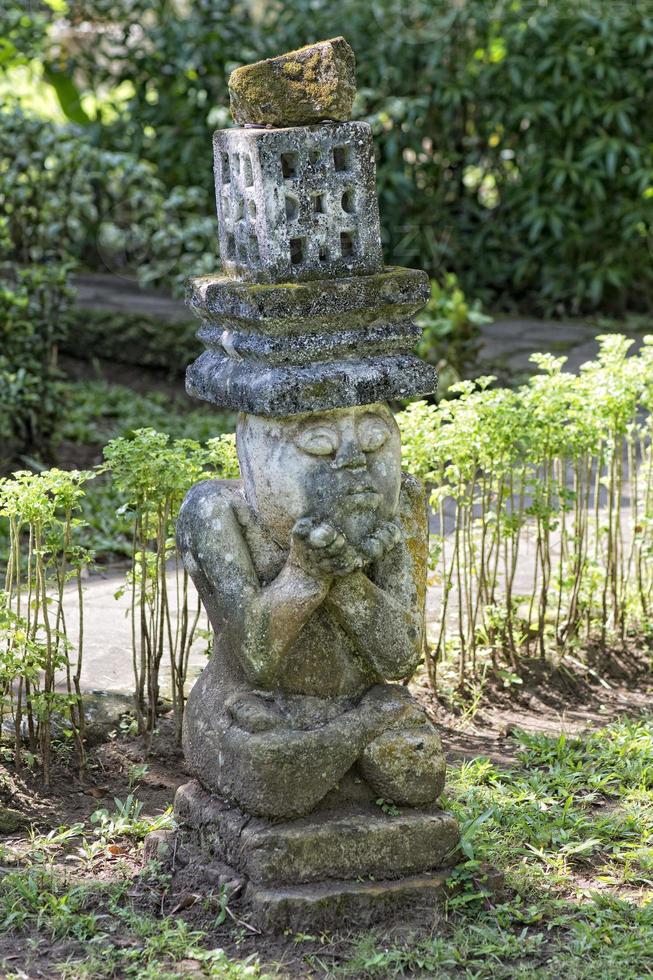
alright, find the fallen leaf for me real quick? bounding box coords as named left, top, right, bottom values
left=85, top=786, right=110, bottom=798
left=107, top=843, right=129, bottom=855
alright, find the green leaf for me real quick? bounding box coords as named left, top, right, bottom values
left=42, top=63, right=92, bottom=125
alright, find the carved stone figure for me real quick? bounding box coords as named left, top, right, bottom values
left=167, top=38, right=460, bottom=930
left=178, top=404, right=445, bottom=818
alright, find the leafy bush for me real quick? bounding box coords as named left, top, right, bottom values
left=0, top=266, right=72, bottom=470
left=415, top=274, right=491, bottom=396
left=58, top=380, right=233, bottom=447
left=0, top=105, right=216, bottom=294
left=398, top=334, right=653, bottom=687
left=0, top=467, right=94, bottom=783
left=60, top=309, right=202, bottom=374
left=52, top=0, right=653, bottom=313
left=101, top=429, right=236, bottom=739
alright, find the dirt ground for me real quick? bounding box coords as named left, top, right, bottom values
left=0, top=645, right=650, bottom=978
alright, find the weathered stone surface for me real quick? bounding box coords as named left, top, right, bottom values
left=173, top=777, right=458, bottom=930
left=241, top=806, right=458, bottom=885
left=228, top=37, right=356, bottom=128
left=197, top=319, right=422, bottom=367
left=247, top=872, right=450, bottom=932
left=213, top=122, right=382, bottom=282
left=186, top=349, right=437, bottom=415
left=174, top=779, right=459, bottom=886
left=360, top=727, right=447, bottom=807
left=185, top=266, right=436, bottom=411
left=176, top=407, right=446, bottom=819
left=178, top=36, right=456, bottom=926
left=187, top=267, right=430, bottom=330
left=143, top=829, right=175, bottom=864
left=186, top=266, right=430, bottom=328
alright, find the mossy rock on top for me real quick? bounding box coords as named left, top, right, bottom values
left=228, top=37, right=356, bottom=127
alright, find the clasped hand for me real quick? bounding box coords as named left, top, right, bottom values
left=290, top=515, right=401, bottom=581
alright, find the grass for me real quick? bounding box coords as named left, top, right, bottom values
left=0, top=717, right=651, bottom=978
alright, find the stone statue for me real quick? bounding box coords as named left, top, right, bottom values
left=168, top=37, right=459, bottom=930
left=178, top=404, right=445, bottom=819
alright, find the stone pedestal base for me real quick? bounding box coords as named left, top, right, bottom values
left=169, top=779, right=460, bottom=931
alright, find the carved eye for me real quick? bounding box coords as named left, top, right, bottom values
left=357, top=415, right=390, bottom=453
left=294, top=425, right=339, bottom=456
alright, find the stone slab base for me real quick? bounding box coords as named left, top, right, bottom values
left=247, top=870, right=450, bottom=932
left=171, top=780, right=459, bottom=931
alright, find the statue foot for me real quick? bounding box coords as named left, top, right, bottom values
left=359, top=725, right=446, bottom=807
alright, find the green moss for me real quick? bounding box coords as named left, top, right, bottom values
left=228, top=38, right=355, bottom=126
left=282, top=60, right=302, bottom=78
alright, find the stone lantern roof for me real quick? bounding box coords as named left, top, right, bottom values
left=185, top=38, right=438, bottom=416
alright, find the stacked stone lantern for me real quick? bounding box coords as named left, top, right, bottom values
left=170, top=38, right=460, bottom=930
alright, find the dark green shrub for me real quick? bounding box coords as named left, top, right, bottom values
left=0, top=266, right=72, bottom=470
left=0, top=105, right=216, bottom=293
left=415, top=274, right=491, bottom=397
left=60, top=309, right=201, bottom=374
left=58, top=0, right=653, bottom=313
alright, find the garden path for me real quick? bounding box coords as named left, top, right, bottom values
left=474, top=314, right=643, bottom=385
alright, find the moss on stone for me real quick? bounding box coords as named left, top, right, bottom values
left=228, top=37, right=356, bottom=127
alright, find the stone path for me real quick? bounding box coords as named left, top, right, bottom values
left=474, top=314, right=645, bottom=386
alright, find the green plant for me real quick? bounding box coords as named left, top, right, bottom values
left=398, top=334, right=653, bottom=690
left=415, top=274, right=491, bottom=397
left=102, top=429, right=237, bottom=740
left=0, top=468, right=93, bottom=782
left=0, top=265, right=72, bottom=469
left=58, top=380, right=234, bottom=448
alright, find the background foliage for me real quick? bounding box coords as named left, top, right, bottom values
left=8, top=0, right=650, bottom=314
left=2, top=0, right=653, bottom=314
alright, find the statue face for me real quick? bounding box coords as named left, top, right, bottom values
left=237, top=404, right=402, bottom=547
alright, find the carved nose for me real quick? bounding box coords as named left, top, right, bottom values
left=334, top=440, right=366, bottom=470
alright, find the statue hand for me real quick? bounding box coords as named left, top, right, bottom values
left=291, top=517, right=363, bottom=580
left=358, top=521, right=402, bottom=563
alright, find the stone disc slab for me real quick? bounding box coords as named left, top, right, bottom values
left=185, top=349, right=438, bottom=416
left=186, top=267, right=430, bottom=334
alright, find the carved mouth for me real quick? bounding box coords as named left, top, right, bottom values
left=343, top=489, right=382, bottom=508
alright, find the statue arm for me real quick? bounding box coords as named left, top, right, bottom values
left=325, top=473, right=428, bottom=680
left=325, top=559, right=424, bottom=679
left=177, top=481, right=328, bottom=688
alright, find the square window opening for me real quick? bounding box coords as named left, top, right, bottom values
left=281, top=152, right=298, bottom=179
left=225, top=233, right=235, bottom=260
left=333, top=145, right=350, bottom=172
left=309, top=149, right=321, bottom=165
left=312, top=193, right=326, bottom=214
left=221, top=152, right=230, bottom=182
left=249, top=233, right=260, bottom=262
left=340, top=231, right=355, bottom=258
left=289, top=237, right=305, bottom=265
left=285, top=194, right=299, bottom=221
left=318, top=245, right=328, bottom=263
